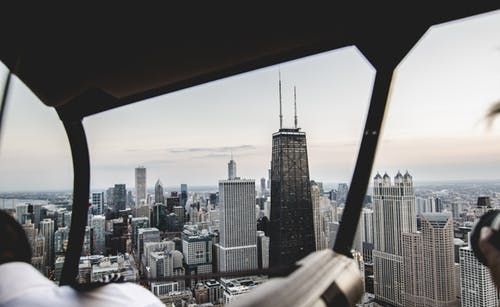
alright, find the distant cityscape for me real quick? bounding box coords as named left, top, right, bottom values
left=1, top=82, right=500, bottom=307
left=2, top=170, right=500, bottom=306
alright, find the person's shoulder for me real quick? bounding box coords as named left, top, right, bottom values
left=86, top=282, right=164, bottom=307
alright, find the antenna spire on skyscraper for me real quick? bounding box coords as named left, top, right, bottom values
left=294, top=85, right=298, bottom=129
left=279, top=70, right=283, bottom=129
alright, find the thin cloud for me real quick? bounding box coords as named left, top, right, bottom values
left=169, top=145, right=256, bottom=154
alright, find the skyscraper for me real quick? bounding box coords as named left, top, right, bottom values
left=155, top=179, right=165, bottom=204
left=131, top=217, right=150, bottom=250
left=260, top=178, right=266, bottom=196
left=149, top=250, right=184, bottom=279
left=362, top=208, right=374, bottom=263
left=91, top=215, right=106, bottom=255
left=113, top=184, right=127, bottom=211
left=135, top=166, right=147, bottom=206
left=429, top=196, right=443, bottom=213
left=270, top=79, right=315, bottom=268
left=372, top=171, right=416, bottom=307
left=460, top=245, right=499, bottom=307
left=106, top=187, right=114, bottom=205
left=336, top=183, right=349, bottom=204
left=402, top=213, right=457, bottom=307
left=228, top=156, right=237, bottom=180
left=137, top=227, right=160, bottom=264
left=39, top=218, right=55, bottom=267
left=92, top=192, right=105, bottom=215
left=22, top=220, right=36, bottom=255
left=182, top=225, right=213, bottom=277
left=216, top=163, right=257, bottom=272
left=32, top=233, right=46, bottom=272
left=16, top=203, right=29, bottom=224
left=82, top=226, right=91, bottom=256
left=54, top=226, right=69, bottom=255
left=311, top=181, right=326, bottom=250
left=257, top=231, right=269, bottom=269
left=180, top=184, right=188, bottom=208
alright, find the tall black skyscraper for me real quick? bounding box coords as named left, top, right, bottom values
left=270, top=78, right=315, bottom=268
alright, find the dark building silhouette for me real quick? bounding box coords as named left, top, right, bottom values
left=113, top=184, right=127, bottom=211
left=257, top=215, right=270, bottom=236
left=152, top=203, right=168, bottom=231
left=167, top=196, right=180, bottom=213
left=477, top=196, right=491, bottom=208
left=180, top=184, right=188, bottom=208
left=269, top=79, right=315, bottom=268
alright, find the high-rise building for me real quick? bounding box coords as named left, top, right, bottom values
left=22, top=220, right=36, bottom=251
left=326, top=220, right=340, bottom=249
left=127, top=190, right=134, bottom=207
left=113, top=184, right=127, bottom=211
left=205, top=279, right=223, bottom=305
left=228, top=156, right=237, bottom=180
left=91, top=215, right=106, bottom=255
left=82, top=226, right=91, bottom=256
left=166, top=196, right=180, bottom=213
left=260, top=178, right=266, bottom=196
left=336, top=183, right=349, bottom=204
left=402, top=232, right=423, bottom=307
left=137, top=228, right=160, bottom=264
left=372, top=171, right=416, bottom=307
left=32, top=233, right=46, bottom=271
left=362, top=208, right=374, bottom=263
left=31, top=203, right=44, bottom=227
left=429, top=196, right=443, bottom=213
left=216, top=171, right=257, bottom=272
left=106, top=187, right=114, bottom=205
left=460, top=245, right=499, bottom=307
left=257, top=231, right=269, bottom=269
left=353, top=213, right=365, bottom=254
left=54, top=226, right=69, bottom=255
left=135, top=166, right=147, bottom=206
left=269, top=80, right=315, bottom=268
left=421, top=213, right=456, bottom=306
left=16, top=203, right=29, bottom=224
left=476, top=196, right=491, bottom=208
left=39, top=218, right=55, bottom=267
left=92, top=192, right=105, bottom=215
left=451, top=203, right=462, bottom=220
left=311, top=181, right=326, bottom=250
left=402, top=213, right=457, bottom=307
left=267, top=168, right=271, bottom=190
left=155, top=179, right=165, bottom=204
left=149, top=248, right=184, bottom=280
left=182, top=225, right=213, bottom=277
left=131, top=217, right=150, bottom=249
left=180, top=184, right=188, bottom=208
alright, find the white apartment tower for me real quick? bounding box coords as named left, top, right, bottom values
left=135, top=166, right=147, bottom=206
left=216, top=161, right=257, bottom=272
left=459, top=245, right=499, bottom=307
left=39, top=218, right=55, bottom=267
left=372, top=171, right=417, bottom=307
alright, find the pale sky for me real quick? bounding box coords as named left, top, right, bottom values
left=1, top=11, right=500, bottom=192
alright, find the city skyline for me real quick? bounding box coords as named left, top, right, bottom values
left=1, top=12, right=500, bottom=191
